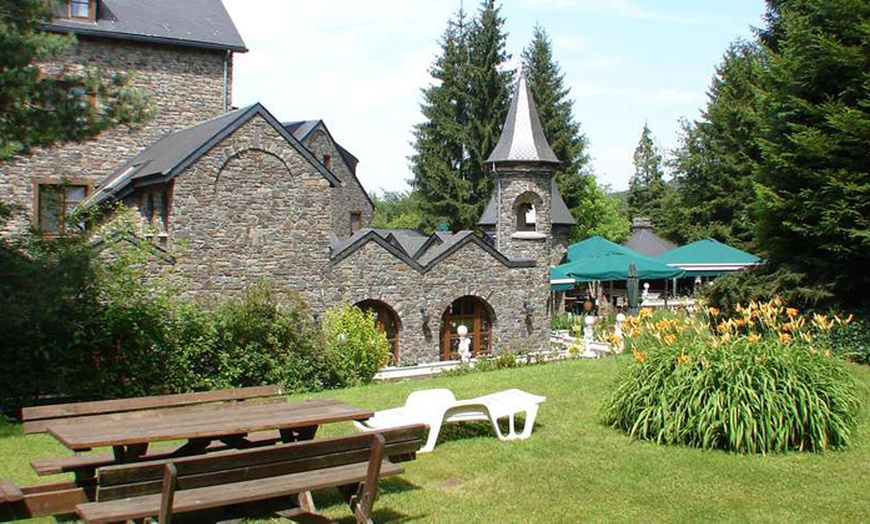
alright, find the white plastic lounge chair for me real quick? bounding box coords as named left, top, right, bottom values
left=353, top=388, right=546, bottom=453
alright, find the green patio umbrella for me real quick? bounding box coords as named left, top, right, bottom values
left=627, top=262, right=639, bottom=315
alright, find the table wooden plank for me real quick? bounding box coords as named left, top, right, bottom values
left=48, top=399, right=372, bottom=451
left=22, top=385, right=284, bottom=427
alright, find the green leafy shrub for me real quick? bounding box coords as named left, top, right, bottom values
left=321, top=303, right=391, bottom=387
left=701, top=265, right=831, bottom=317
left=550, top=312, right=575, bottom=330
left=603, top=301, right=861, bottom=453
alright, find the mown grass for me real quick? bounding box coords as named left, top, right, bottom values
left=2, top=357, right=869, bottom=523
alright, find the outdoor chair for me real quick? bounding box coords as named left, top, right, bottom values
left=353, top=388, right=546, bottom=453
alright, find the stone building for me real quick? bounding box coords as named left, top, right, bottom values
left=4, top=0, right=574, bottom=365
left=1, top=0, right=247, bottom=237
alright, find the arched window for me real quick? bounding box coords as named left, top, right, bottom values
left=440, top=296, right=494, bottom=361
left=513, top=192, right=543, bottom=233
left=355, top=300, right=400, bottom=364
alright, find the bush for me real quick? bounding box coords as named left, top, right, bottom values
left=602, top=301, right=861, bottom=453
left=701, top=265, right=831, bottom=317
left=174, top=285, right=333, bottom=393
left=321, top=304, right=391, bottom=387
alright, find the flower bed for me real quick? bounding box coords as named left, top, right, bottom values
left=602, top=299, right=861, bottom=453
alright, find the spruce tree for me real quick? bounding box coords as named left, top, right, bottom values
left=410, top=1, right=511, bottom=231
left=464, top=0, right=513, bottom=228
left=522, top=26, right=595, bottom=233
left=409, top=8, right=472, bottom=230
left=668, top=42, right=763, bottom=249
left=627, top=123, right=666, bottom=221
left=754, top=0, right=870, bottom=298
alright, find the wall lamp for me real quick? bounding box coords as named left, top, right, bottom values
left=419, top=302, right=430, bottom=325
left=523, top=300, right=534, bottom=318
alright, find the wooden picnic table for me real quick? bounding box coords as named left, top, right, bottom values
left=47, top=397, right=373, bottom=464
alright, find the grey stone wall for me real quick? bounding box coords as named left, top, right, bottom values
left=324, top=240, right=549, bottom=365
left=1, top=38, right=231, bottom=235
left=301, top=129, right=373, bottom=237
left=170, top=116, right=333, bottom=295
left=493, top=165, right=556, bottom=264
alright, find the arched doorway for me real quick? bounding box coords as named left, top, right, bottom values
left=440, top=296, right=494, bottom=361
left=355, top=300, right=400, bottom=364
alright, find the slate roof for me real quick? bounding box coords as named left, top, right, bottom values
left=623, top=217, right=676, bottom=256
left=283, top=120, right=360, bottom=175
left=330, top=229, right=534, bottom=274
left=45, top=0, right=247, bottom=52
left=478, top=178, right=576, bottom=226
left=84, top=103, right=340, bottom=207
left=486, top=73, right=559, bottom=164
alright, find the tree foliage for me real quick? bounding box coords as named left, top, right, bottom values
left=0, top=0, right=152, bottom=161
left=753, top=0, right=870, bottom=299
left=667, top=42, right=764, bottom=250
left=370, top=190, right=424, bottom=231
left=522, top=25, right=623, bottom=242
left=627, top=123, right=666, bottom=221
left=410, top=1, right=512, bottom=231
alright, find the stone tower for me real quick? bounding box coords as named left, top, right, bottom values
left=484, top=73, right=575, bottom=265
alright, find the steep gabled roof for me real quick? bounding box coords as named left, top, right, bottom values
left=486, top=73, right=559, bottom=164
left=330, top=229, right=534, bottom=274
left=45, top=0, right=247, bottom=52
left=623, top=223, right=677, bottom=256
left=84, top=103, right=340, bottom=207
left=478, top=178, right=576, bottom=226
left=283, top=120, right=360, bottom=174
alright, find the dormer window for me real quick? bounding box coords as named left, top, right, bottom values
left=49, top=0, right=96, bottom=21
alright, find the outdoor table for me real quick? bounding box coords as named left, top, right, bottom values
left=47, top=397, right=373, bottom=463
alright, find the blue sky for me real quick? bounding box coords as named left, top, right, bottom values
left=223, top=0, right=767, bottom=194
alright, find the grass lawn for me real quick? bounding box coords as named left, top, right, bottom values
left=2, top=357, right=869, bottom=522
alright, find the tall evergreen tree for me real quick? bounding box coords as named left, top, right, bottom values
left=667, top=42, right=764, bottom=249
left=410, top=8, right=472, bottom=230
left=627, top=123, right=666, bottom=221
left=753, top=0, right=870, bottom=298
left=410, top=1, right=512, bottom=231
left=521, top=25, right=598, bottom=238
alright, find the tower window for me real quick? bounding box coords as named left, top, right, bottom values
left=517, top=203, right=536, bottom=232
left=322, top=154, right=332, bottom=171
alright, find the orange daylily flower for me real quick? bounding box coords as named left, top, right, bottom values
left=634, top=351, right=647, bottom=363
left=786, top=307, right=799, bottom=318
left=778, top=332, right=792, bottom=344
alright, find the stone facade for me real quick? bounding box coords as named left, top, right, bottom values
left=299, top=127, right=373, bottom=238
left=1, top=37, right=232, bottom=235
left=2, top=5, right=566, bottom=366
left=169, top=116, right=333, bottom=295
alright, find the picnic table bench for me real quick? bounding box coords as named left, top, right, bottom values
left=22, top=385, right=287, bottom=478
left=76, top=425, right=426, bottom=524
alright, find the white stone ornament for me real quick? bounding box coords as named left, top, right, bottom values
left=457, top=324, right=472, bottom=363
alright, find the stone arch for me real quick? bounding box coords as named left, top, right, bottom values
left=355, top=299, right=402, bottom=365
left=439, top=295, right=495, bottom=361
left=214, top=146, right=292, bottom=192
left=513, top=191, right=543, bottom=233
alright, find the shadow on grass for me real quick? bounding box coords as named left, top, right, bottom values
left=435, top=416, right=543, bottom=447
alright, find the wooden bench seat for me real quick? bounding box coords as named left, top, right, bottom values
left=31, top=430, right=282, bottom=477
left=78, top=460, right=404, bottom=523
left=76, top=425, right=426, bottom=524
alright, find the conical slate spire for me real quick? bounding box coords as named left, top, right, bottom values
left=486, top=72, right=560, bottom=164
